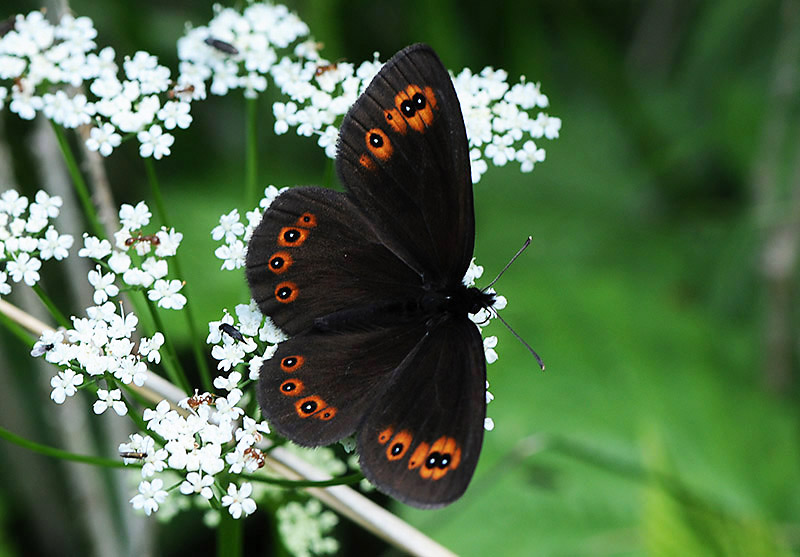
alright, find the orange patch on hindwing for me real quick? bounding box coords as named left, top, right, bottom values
left=295, top=212, right=317, bottom=228
left=359, top=153, right=376, bottom=171
left=279, top=378, right=304, bottom=396
left=294, top=395, right=326, bottom=418
left=385, top=430, right=412, bottom=461
left=418, top=436, right=462, bottom=481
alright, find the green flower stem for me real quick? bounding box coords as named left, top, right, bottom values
left=245, top=96, right=259, bottom=207
left=50, top=123, right=106, bottom=239
left=32, top=284, right=71, bottom=329
left=241, top=470, right=364, bottom=489
left=144, top=296, right=192, bottom=394
left=0, top=308, right=37, bottom=347
left=143, top=158, right=213, bottom=392
left=0, top=423, right=140, bottom=470
left=218, top=511, right=243, bottom=557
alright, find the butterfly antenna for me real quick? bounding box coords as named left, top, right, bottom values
left=483, top=236, right=532, bottom=291
left=492, top=309, right=545, bottom=371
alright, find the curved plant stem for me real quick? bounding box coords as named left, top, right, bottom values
left=242, top=470, right=364, bottom=489
left=144, top=296, right=192, bottom=394
left=32, top=284, right=71, bottom=329
left=50, top=123, right=105, bottom=239
left=0, top=423, right=139, bottom=469
left=245, top=97, right=259, bottom=207
left=143, top=158, right=213, bottom=392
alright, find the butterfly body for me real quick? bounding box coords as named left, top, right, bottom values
left=246, top=44, right=494, bottom=508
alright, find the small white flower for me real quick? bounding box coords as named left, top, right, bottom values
left=214, top=240, right=246, bottom=271
left=130, top=478, right=168, bottom=516
left=85, top=122, right=122, bottom=156
left=154, top=227, right=182, bottom=257
left=137, top=125, right=174, bottom=160
left=157, top=100, right=192, bottom=130
left=211, top=209, right=245, bottom=243
left=108, top=251, right=132, bottom=273
left=88, top=265, right=119, bottom=304
left=138, top=332, right=164, bottom=364
left=119, top=201, right=151, bottom=230
left=7, top=253, right=42, bottom=286
left=50, top=368, right=84, bottom=404
left=148, top=279, right=186, bottom=309
left=79, top=234, right=112, bottom=259
left=179, top=472, right=214, bottom=499
left=93, top=388, right=127, bottom=416
left=484, top=336, right=499, bottom=364
left=221, top=482, right=256, bottom=519
left=0, top=272, right=10, bottom=296
left=484, top=417, right=495, bottom=431
left=38, top=227, right=73, bottom=260
left=213, top=371, right=242, bottom=392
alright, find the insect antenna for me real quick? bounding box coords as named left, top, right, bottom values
left=491, top=309, right=545, bottom=371
left=483, top=236, right=531, bottom=291
left=482, top=236, right=545, bottom=370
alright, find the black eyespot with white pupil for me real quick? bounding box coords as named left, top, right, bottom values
left=281, top=381, right=296, bottom=392
left=283, top=229, right=301, bottom=243
left=301, top=400, right=317, bottom=414
left=425, top=451, right=451, bottom=469
left=283, top=357, right=297, bottom=367
left=270, top=256, right=284, bottom=269
left=369, top=132, right=383, bottom=148
left=412, top=92, right=426, bottom=110
left=400, top=99, right=415, bottom=117
left=277, top=286, right=293, bottom=299
left=391, top=443, right=404, bottom=456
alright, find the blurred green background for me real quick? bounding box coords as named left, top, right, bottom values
left=1, top=0, right=799, bottom=555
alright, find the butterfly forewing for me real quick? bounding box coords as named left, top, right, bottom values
left=336, top=44, right=474, bottom=285
left=357, top=316, right=486, bottom=508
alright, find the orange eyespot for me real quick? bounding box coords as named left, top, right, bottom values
left=365, top=128, right=393, bottom=161
left=268, top=251, right=292, bottom=274
left=274, top=281, right=299, bottom=303
left=278, top=227, right=308, bottom=247
left=295, top=212, right=317, bottom=228
left=386, top=430, right=412, bottom=461
left=394, top=84, right=437, bottom=133
left=315, top=406, right=337, bottom=421
left=384, top=108, right=408, bottom=134
left=418, top=436, right=462, bottom=480
left=359, top=153, right=376, bottom=171
left=295, top=395, right=327, bottom=418
left=279, top=379, right=304, bottom=396
left=280, top=355, right=304, bottom=372
left=407, top=442, right=430, bottom=470
left=378, top=427, right=394, bottom=445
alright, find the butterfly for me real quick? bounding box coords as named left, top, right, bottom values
left=246, top=43, right=501, bottom=508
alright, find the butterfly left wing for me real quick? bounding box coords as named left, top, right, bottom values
left=357, top=315, right=487, bottom=508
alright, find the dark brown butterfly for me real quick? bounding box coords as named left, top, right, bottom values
left=246, top=44, right=495, bottom=508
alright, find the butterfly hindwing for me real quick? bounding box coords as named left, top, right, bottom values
left=245, top=186, right=421, bottom=335
left=257, top=324, right=426, bottom=446
left=357, top=316, right=487, bottom=508
left=336, top=43, right=474, bottom=284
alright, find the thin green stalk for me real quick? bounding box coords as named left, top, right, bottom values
left=143, top=158, right=213, bottom=391
left=50, top=123, right=105, bottom=239
left=0, top=308, right=37, bottom=347
left=144, top=296, right=192, bottom=394
left=245, top=96, right=259, bottom=207
left=217, top=511, right=243, bottom=557
left=0, top=423, right=139, bottom=469
left=241, top=470, right=364, bottom=489
left=32, top=284, right=71, bottom=329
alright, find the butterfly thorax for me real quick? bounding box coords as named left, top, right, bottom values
left=420, top=285, right=495, bottom=317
